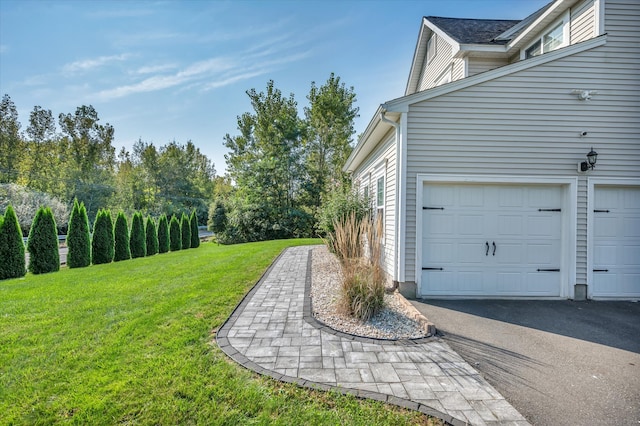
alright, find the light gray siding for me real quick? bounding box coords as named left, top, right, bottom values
left=467, top=57, right=509, bottom=77
left=452, top=58, right=465, bottom=81
left=417, top=35, right=454, bottom=91
left=403, top=0, right=640, bottom=286
left=571, top=0, right=596, bottom=43
left=352, top=131, right=398, bottom=280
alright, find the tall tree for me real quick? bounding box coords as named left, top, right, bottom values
left=169, top=215, right=181, bottom=251
left=145, top=216, right=158, bottom=256
left=189, top=210, right=199, bottom=248
left=180, top=212, right=191, bottom=249
left=27, top=207, right=60, bottom=274
left=157, top=214, right=169, bottom=254
left=67, top=199, right=91, bottom=268
left=0, top=94, right=22, bottom=183
left=304, top=73, right=358, bottom=212
left=58, top=105, right=116, bottom=220
left=20, top=106, right=62, bottom=195
left=0, top=205, right=26, bottom=279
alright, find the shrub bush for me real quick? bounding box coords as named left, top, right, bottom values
left=92, top=210, right=114, bottom=265
left=129, top=212, right=146, bottom=259
left=113, top=212, right=131, bottom=262
left=317, top=183, right=369, bottom=236
left=157, top=214, right=169, bottom=254
left=169, top=215, right=181, bottom=251
left=180, top=213, right=191, bottom=250
left=190, top=210, right=199, bottom=248
left=27, top=207, right=59, bottom=274
left=0, top=205, right=26, bottom=280
left=67, top=199, right=91, bottom=268
left=145, top=216, right=158, bottom=256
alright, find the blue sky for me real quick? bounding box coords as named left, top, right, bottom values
left=0, top=0, right=549, bottom=174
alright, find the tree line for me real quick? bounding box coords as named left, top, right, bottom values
left=0, top=94, right=215, bottom=232
left=1, top=72, right=359, bottom=243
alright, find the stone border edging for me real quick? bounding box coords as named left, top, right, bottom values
left=216, top=246, right=464, bottom=426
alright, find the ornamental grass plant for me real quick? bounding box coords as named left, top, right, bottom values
left=329, top=212, right=386, bottom=321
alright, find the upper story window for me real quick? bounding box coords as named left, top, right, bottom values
left=523, top=14, right=569, bottom=59
left=376, top=176, right=385, bottom=208
left=427, top=33, right=437, bottom=63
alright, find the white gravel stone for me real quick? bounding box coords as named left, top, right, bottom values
left=310, top=245, right=429, bottom=340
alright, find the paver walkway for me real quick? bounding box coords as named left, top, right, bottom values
left=217, top=246, right=530, bottom=426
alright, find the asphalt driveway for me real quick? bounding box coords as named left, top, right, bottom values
left=409, top=299, right=640, bottom=426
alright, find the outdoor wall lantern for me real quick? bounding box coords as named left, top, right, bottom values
left=579, top=147, right=598, bottom=172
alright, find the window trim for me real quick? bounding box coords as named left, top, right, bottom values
left=521, top=12, right=570, bottom=60
left=426, top=33, right=437, bottom=64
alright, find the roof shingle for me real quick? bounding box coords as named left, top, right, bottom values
left=425, top=16, right=520, bottom=44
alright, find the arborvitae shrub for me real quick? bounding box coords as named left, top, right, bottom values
left=0, top=205, right=26, bottom=280
left=27, top=207, right=59, bottom=274
left=190, top=210, right=200, bottom=248
left=129, top=212, right=146, bottom=259
left=67, top=199, right=91, bottom=268
left=92, top=210, right=114, bottom=265
left=157, top=214, right=169, bottom=254
left=169, top=215, right=182, bottom=251
left=180, top=213, right=191, bottom=250
left=145, top=216, right=158, bottom=256
left=113, top=212, right=131, bottom=262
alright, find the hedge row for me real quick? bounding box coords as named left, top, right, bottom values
left=0, top=204, right=201, bottom=280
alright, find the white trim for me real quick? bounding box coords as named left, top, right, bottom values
left=398, top=112, right=408, bottom=282
left=520, top=11, right=570, bottom=60
left=423, top=17, right=460, bottom=54
left=415, top=174, right=577, bottom=299
left=586, top=177, right=640, bottom=300
left=508, top=0, right=568, bottom=50
left=595, top=0, right=605, bottom=35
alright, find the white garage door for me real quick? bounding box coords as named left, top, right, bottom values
left=592, top=186, right=640, bottom=298
left=421, top=183, right=563, bottom=297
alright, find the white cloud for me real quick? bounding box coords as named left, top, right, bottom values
left=134, top=64, right=178, bottom=75
left=62, top=54, right=131, bottom=74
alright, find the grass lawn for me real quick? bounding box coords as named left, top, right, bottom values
left=0, top=239, right=436, bottom=425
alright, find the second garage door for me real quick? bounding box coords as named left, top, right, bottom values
left=420, top=183, right=564, bottom=297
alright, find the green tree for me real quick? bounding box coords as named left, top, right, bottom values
left=0, top=94, right=22, bottom=183
left=67, top=199, right=91, bottom=268
left=169, top=215, right=181, bottom=251
left=129, top=212, right=146, bottom=258
left=223, top=80, right=309, bottom=241
left=145, top=216, right=158, bottom=256
left=189, top=210, right=199, bottom=248
left=27, top=207, right=59, bottom=274
left=92, top=209, right=114, bottom=265
left=180, top=213, right=191, bottom=249
left=113, top=212, right=131, bottom=261
left=303, top=73, right=358, bottom=213
left=157, top=214, right=169, bottom=254
left=0, top=205, right=26, bottom=279
left=20, top=106, right=62, bottom=195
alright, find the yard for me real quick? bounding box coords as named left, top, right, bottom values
left=0, top=239, right=432, bottom=425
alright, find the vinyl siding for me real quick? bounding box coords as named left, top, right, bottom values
left=452, top=58, right=466, bottom=81
left=468, top=57, right=509, bottom=77
left=352, top=130, right=397, bottom=280
left=571, top=0, right=596, bottom=43
left=403, top=0, right=640, bottom=285
left=417, top=35, right=454, bottom=91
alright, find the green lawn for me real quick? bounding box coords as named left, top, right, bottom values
left=0, top=239, right=435, bottom=425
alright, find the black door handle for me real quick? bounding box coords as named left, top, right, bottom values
left=492, top=241, right=496, bottom=256
left=485, top=241, right=489, bottom=256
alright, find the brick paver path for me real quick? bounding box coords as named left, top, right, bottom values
left=217, top=246, right=530, bottom=426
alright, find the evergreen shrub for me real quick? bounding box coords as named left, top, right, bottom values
left=27, top=207, right=60, bottom=274
left=180, top=213, right=191, bottom=250
left=129, top=212, right=146, bottom=258
left=114, top=212, right=131, bottom=262
left=190, top=210, right=199, bottom=248
left=169, top=215, right=181, bottom=251
left=67, top=199, right=91, bottom=268
left=145, top=216, right=158, bottom=256
left=92, top=210, right=114, bottom=265
left=157, top=214, right=169, bottom=254
left=0, top=205, right=26, bottom=280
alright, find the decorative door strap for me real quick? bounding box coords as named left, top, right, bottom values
left=594, top=209, right=610, bottom=213
left=538, top=208, right=561, bottom=212
left=537, top=268, right=560, bottom=272
left=422, top=267, right=444, bottom=271
left=423, top=207, right=445, bottom=210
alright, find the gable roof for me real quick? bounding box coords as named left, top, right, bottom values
left=424, top=17, right=520, bottom=45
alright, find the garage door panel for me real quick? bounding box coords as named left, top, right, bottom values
left=421, top=183, right=563, bottom=297
left=592, top=186, right=640, bottom=298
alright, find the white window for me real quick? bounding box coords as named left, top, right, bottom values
left=376, top=176, right=384, bottom=208
left=523, top=12, right=569, bottom=59
left=427, top=33, right=437, bottom=63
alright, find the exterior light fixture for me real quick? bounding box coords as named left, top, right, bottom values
left=579, top=147, right=598, bottom=172
left=571, top=89, right=598, bottom=101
